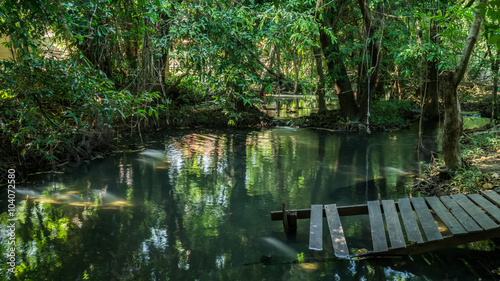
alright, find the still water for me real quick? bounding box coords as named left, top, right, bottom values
left=2, top=123, right=500, bottom=280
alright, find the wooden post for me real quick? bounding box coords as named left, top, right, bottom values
left=282, top=203, right=289, bottom=232
left=282, top=203, right=297, bottom=236
left=287, top=211, right=297, bottom=234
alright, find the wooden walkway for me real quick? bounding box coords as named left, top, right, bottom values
left=271, top=191, right=500, bottom=258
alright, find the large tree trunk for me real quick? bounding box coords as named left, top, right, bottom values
left=441, top=71, right=463, bottom=169
left=317, top=0, right=357, bottom=120
left=313, top=46, right=327, bottom=112
left=319, top=31, right=358, bottom=119
left=423, top=60, right=440, bottom=119
left=390, top=65, right=402, bottom=100
left=441, top=1, right=484, bottom=170
left=423, top=22, right=440, bottom=119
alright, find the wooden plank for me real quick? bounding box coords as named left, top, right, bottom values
left=309, top=204, right=323, bottom=251
left=411, top=197, right=442, bottom=241
left=425, top=196, right=467, bottom=235
left=468, top=193, right=500, bottom=223
left=367, top=200, right=388, bottom=252
left=451, top=194, right=498, bottom=230
left=325, top=204, right=349, bottom=258
left=382, top=200, right=406, bottom=249
left=357, top=227, right=500, bottom=257
left=398, top=198, right=424, bottom=244
left=440, top=196, right=481, bottom=233
left=271, top=204, right=370, bottom=221
left=482, top=190, right=500, bottom=207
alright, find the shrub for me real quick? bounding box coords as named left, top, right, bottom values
left=370, top=100, right=417, bottom=127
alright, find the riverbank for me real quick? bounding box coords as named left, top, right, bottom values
left=1, top=98, right=498, bottom=195
left=0, top=106, right=274, bottom=181
left=412, top=124, right=500, bottom=196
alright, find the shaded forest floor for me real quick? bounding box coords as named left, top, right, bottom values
left=410, top=92, right=500, bottom=196
left=413, top=124, right=500, bottom=196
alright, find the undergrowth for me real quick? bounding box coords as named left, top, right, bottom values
left=415, top=128, right=500, bottom=195
left=370, top=100, right=417, bottom=128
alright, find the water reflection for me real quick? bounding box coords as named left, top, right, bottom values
left=1, top=125, right=499, bottom=280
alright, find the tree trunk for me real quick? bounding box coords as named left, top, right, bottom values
left=293, top=55, right=302, bottom=95
left=423, top=60, right=440, bottom=119
left=423, top=22, right=440, bottom=120
left=319, top=31, right=357, bottom=119
left=492, top=55, right=499, bottom=121
left=441, top=71, right=463, bottom=169
left=356, top=0, right=383, bottom=125
left=441, top=0, right=484, bottom=170
left=257, top=44, right=276, bottom=100
left=158, top=11, right=171, bottom=87
left=313, top=46, right=327, bottom=112
left=317, top=0, right=357, bottom=120
left=390, top=64, right=402, bottom=100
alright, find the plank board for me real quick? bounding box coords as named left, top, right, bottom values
left=425, top=196, right=467, bottom=235
left=482, top=191, right=500, bottom=207
left=468, top=193, right=500, bottom=223
left=382, top=200, right=406, bottom=249
left=358, top=227, right=500, bottom=257
left=451, top=194, right=498, bottom=230
left=398, top=198, right=424, bottom=244
left=325, top=204, right=349, bottom=258
left=440, top=196, right=481, bottom=233
left=309, top=204, right=323, bottom=251
left=367, top=200, right=388, bottom=252
left=411, top=197, right=443, bottom=241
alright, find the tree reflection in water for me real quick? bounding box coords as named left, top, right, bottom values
left=2, top=126, right=498, bottom=280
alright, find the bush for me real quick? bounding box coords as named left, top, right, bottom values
left=0, top=53, right=165, bottom=172
left=370, top=100, right=417, bottom=127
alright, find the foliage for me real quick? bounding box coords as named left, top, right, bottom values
left=462, top=131, right=500, bottom=158
left=369, top=100, right=417, bottom=127
left=0, top=0, right=498, bottom=172
left=449, top=166, right=489, bottom=193
left=0, top=53, right=165, bottom=166
left=449, top=131, right=500, bottom=193
left=480, top=0, right=500, bottom=49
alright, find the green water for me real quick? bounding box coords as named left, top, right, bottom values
left=1, top=123, right=499, bottom=280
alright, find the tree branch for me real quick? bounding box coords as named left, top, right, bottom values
left=453, top=0, right=485, bottom=86
left=33, top=94, right=59, bottom=128
left=463, top=0, right=477, bottom=8
left=233, top=36, right=283, bottom=79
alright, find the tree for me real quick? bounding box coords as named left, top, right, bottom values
left=441, top=0, right=486, bottom=170
left=313, top=45, right=327, bottom=112
left=355, top=0, right=384, bottom=126
left=317, top=0, right=358, bottom=120
left=483, top=0, right=500, bottom=121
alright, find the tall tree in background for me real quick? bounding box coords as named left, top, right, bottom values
left=317, top=0, right=358, bottom=120
left=355, top=0, right=384, bottom=126
left=483, top=0, right=500, bottom=122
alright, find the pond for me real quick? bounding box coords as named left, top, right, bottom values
left=2, top=122, right=500, bottom=280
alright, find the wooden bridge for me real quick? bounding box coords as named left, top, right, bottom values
left=271, top=191, right=500, bottom=258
